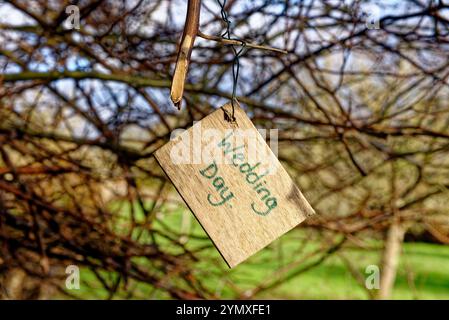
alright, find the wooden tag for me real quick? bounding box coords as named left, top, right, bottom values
left=154, top=102, right=315, bottom=267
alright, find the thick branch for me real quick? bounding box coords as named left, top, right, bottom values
left=170, top=0, right=201, bottom=109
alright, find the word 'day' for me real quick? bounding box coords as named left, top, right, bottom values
left=154, top=103, right=315, bottom=267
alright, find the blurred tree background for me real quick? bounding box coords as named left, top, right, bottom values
left=0, top=0, right=449, bottom=299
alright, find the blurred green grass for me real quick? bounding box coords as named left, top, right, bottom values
left=71, top=202, right=449, bottom=300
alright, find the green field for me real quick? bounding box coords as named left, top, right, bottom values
left=72, top=203, right=449, bottom=300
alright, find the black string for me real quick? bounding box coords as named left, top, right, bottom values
left=216, top=0, right=246, bottom=123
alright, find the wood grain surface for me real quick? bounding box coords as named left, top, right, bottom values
left=155, top=102, right=315, bottom=267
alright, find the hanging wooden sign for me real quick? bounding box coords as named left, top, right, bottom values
left=154, top=102, right=315, bottom=267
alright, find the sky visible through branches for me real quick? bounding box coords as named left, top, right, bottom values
left=0, top=0, right=449, bottom=300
